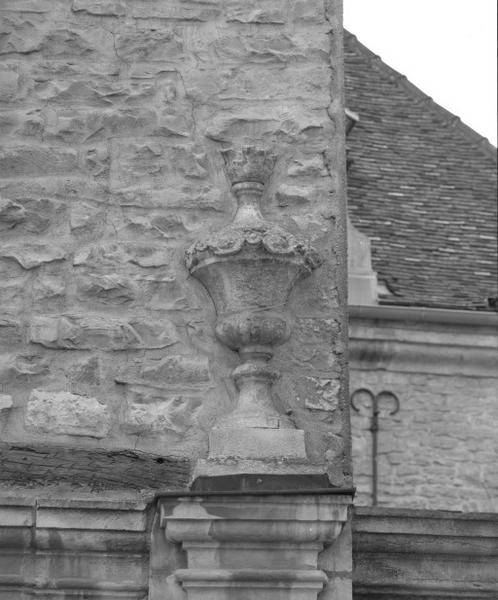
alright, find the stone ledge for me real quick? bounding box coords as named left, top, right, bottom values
left=0, top=494, right=151, bottom=599
left=353, top=507, right=498, bottom=599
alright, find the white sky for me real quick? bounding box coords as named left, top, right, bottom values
left=344, top=0, right=497, bottom=146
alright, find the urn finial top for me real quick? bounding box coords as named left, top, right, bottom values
left=221, top=146, right=276, bottom=187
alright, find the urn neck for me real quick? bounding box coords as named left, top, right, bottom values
left=232, top=181, right=265, bottom=225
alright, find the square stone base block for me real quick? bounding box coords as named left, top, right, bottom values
left=208, top=427, right=307, bottom=459
left=160, top=493, right=352, bottom=600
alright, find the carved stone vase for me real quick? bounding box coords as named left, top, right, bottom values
left=185, top=147, right=322, bottom=465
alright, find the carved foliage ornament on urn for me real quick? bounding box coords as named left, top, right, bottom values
left=185, top=147, right=322, bottom=466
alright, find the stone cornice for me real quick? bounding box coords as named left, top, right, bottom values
left=0, top=495, right=149, bottom=598
left=353, top=507, right=498, bottom=599
left=349, top=305, right=498, bottom=377
left=349, top=304, right=498, bottom=326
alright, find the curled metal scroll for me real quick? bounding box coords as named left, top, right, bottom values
left=351, top=388, right=400, bottom=505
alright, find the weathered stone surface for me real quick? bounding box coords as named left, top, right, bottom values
left=0, top=0, right=349, bottom=490
left=76, top=273, right=137, bottom=304
left=69, top=202, right=103, bottom=232
left=1, top=244, right=65, bottom=269
left=25, top=389, right=111, bottom=438
left=0, top=197, right=59, bottom=233
left=73, top=241, right=173, bottom=270
left=32, top=275, right=65, bottom=302
left=7, top=353, right=50, bottom=379
left=226, top=1, right=287, bottom=24
left=0, top=146, right=79, bottom=177
left=123, top=396, right=202, bottom=435
left=353, top=507, right=498, bottom=599
left=0, top=394, right=13, bottom=414
left=350, top=313, right=498, bottom=512
left=129, top=1, right=220, bottom=21
left=72, top=0, right=126, bottom=17
left=110, top=139, right=208, bottom=192
left=287, top=155, right=328, bottom=177
left=141, top=355, right=211, bottom=385
left=0, top=198, right=25, bottom=229
left=115, top=25, right=184, bottom=63
left=276, top=184, right=315, bottom=207
left=0, top=67, right=19, bottom=101
left=299, top=377, right=340, bottom=412
left=0, top=316, right=22, bottom=346
left=159, top=494, right=351, bottom=600
left=29, top=315, right=178, bottom=350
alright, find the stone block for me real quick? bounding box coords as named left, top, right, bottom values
left=0, top=198, right=25, bottom=230
left=84, top=145, right=109, bottom=179
left=9, top=353, right=50, bottom=378
left=110, top=138, right=208, bottom=192
left=226, top=0, right=287, bottom=24
left=69, top=202, right=104, bottom=232
left=298, top=376, right=340, bottom=412
left=73, top=241, right=173, bottom=270
left=29, top=315, right=178, bottom=350
left=0, top=68, right=19, bottom=102
left=0, top=15, right=44, bottom=55
left=0, top=394, right=13, bottom=415
left=287, top=155, right=328, bottom=177
left=0, top=146, right=79, bottom=178
left=276, top=184, right=315, bottom=207
left=123, top=396, right=202, bottom=434
left=0, top=316, right=22, bottom=346
left=32, top=275, right=65, bottom=302
left=115, top=25, right=184, bottom=63
left=37, top=26, right=115, bottom=60
left=205, top=29, right=329, bottom=65
left=142, top=355, right=211, bottom=385
left=25, top=389, right=110, bottom=438
left=76, top=273, right=137, bottom=305
left=139, top=274, right=198, bottom=311
left=202, top=104, right=331, bottom=144
left=195, top=64, right=330, bottom=107
left=208, top=428, right=307, bottom=459
left=0, top=276, right=28, bottom=311
left=0, top=197, right=59, bottom=234
left=129, top=1, right=220, bottom=20
left=72, top=0, right=126, bottom=16
left=1, top=244, right=65, bottom=269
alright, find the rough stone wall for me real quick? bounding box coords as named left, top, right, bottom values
left=350, top=318, right=498, bottom=512
left=0, top=1, right=349, bottom=484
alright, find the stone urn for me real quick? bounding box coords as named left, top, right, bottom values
left=185, top=147, right=322, bottom=464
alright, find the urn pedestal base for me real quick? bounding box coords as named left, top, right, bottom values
left=160, top=493, right=352, bottom=600
left=208, top=427, right=307, bottom=460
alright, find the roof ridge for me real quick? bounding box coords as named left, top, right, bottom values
left=344, top=30, right=497, bottom=161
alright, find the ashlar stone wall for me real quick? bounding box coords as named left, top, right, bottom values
left=0, top=0, right=350, bottom=484
left=349, top=314, right=498, bottom=512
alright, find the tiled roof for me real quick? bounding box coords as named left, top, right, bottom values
left=345, top=31, right=497, bottom=311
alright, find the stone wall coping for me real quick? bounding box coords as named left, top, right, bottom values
left=349, top=304, right=497, bottom=327
left=353, top=507, right=498, bottom=554
left=354, top=506, right=498, bottom=521
left=353, top=506, right=498, bottom=598
left=0, top=493, right=150, bottom=532
left=0, top=490, right=152, bottom=510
